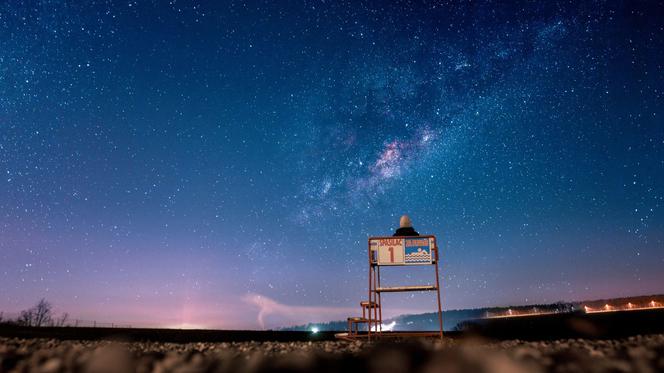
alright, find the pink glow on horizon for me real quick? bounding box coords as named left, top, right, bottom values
left=1, top=292, right=434, bottom=330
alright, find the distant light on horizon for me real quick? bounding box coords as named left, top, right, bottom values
left=585, top=301, right=664, bottom=314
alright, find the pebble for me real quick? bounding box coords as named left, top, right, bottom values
left=0, top=334, right=663, bottom=372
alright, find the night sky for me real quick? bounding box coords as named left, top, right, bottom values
left=1, top=1, right=663, bottom=329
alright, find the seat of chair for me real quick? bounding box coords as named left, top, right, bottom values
left=375, top=285, right=437, bottom=293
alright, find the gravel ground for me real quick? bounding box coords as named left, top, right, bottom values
left=1, top=334, right=664, bottom=373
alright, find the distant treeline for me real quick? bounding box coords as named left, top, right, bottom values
left=280, top=302, right=576, bottom=332
left=281, top=294, right=664, bottom=332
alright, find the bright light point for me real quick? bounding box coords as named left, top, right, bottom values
left=311, top=327, right=319, bottom=334
left=382, top=321, right=397, bottom=331
left=371, top=321, right=396, bottom=332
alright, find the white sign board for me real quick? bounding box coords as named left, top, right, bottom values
left=370, top=237, right=433, bottom=265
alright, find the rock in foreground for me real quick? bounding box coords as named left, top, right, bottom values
left=1, top=334, right=664, bottom=372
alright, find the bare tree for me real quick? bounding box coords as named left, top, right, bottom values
left=18, top=309, right=35, bottom=326
left=33, top=299, right=53, bottom=326
left=18, top=299, right=54, bottom=327
left=55, top=312, right=69, bottom=327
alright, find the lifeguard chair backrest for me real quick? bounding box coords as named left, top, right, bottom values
left=369, top=235, right=436, bottom=266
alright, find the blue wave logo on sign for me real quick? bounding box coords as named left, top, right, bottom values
left=404, top=238, right=432, bottom=264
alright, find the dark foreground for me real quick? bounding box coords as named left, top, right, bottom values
left=0, top=325, right=340, bottom=343
left=2, top=334, right=664, bottom=373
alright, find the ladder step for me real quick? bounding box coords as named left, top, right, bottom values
left=347, top=317, right=369, bottom=322
left=375, top=285, right=437, bottom=293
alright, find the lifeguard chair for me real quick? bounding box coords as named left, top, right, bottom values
left=339, top=235, right=444, bottom=340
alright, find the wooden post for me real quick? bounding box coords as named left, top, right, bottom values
left=367, top=240, right=372, bottom=341
left=434, top=238, right=444, bottom=339
left=377, top=265, right=382, bottom=332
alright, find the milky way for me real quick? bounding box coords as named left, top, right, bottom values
left=1, top=1, right=663, bottom=329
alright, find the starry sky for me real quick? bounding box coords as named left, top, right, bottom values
left=1, top=1, right=663, bottom=330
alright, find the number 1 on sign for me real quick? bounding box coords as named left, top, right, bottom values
left=388, top=246, right=394, bottom=262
